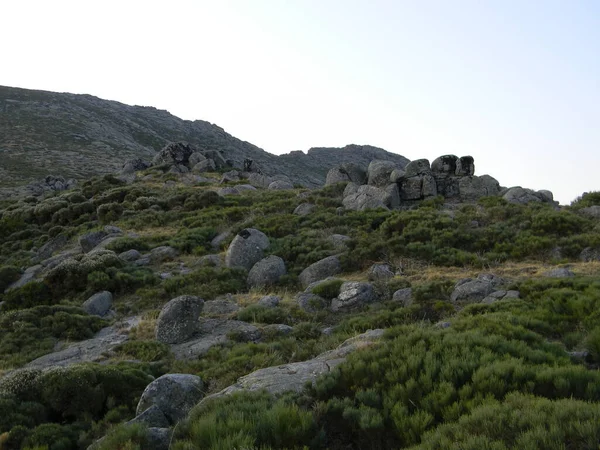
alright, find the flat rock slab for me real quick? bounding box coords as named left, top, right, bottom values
left=25, top=316, right=141, bottom=369
left=204, top=329, right=384, bottom=400
left=170, top=319, right=260, bottom=360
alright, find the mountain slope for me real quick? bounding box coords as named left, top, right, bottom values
left=0, top=85, right=409, bottom=190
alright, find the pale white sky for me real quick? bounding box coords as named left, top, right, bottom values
left=1, top=0, right=599, bottom=204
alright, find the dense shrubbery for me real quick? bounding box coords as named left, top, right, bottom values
left=0, top=305, right=105, bottom=368
left=0, top=363, right=153, bottom=449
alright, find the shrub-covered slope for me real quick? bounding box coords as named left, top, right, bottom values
left=0, top=163, right=599, bottom=449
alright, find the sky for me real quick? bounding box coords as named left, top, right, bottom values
left=1, top=0, right=599, bottom=204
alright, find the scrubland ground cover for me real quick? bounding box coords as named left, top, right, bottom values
left=0, top=171, right=599, bottom=449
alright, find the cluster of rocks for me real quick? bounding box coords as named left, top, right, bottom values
left=327, top=155, right=555, bottom=211
left=26, top=175, right=76, bottom=197
left=224, top=228, right=287, bottom=287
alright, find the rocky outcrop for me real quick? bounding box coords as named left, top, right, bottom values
left=121, top=158, right=150, bottom=174
left=331, top=282, right=378, bottom=311
left=247, top=256, right=287, bottom=288
left=298, top=255, right=342, bottom=288
left=136, top=374, right=205, bottom=424
left=155, top=296, right=204, bottom=344
left=502, top=187, right=555, bottom=204
left=450, top=274, right=504, bottom=303
left=225, top=228, right=270, bottom=271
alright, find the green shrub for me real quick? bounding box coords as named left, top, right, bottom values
left=0, top=266, right=20, bottom=292
left=311, top=279, right=343, bottom=300
left=414, top=393, right=600, bottom=449
left=114, top=341, right=171, bottom=362
left=237, top=305, right=287, bottom=324
left=97, top=202, right=124, bottom=223
left=173, top=391, right=319, bottom=450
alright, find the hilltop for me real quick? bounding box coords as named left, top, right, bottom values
left=0, top=85, right=408, bottom=197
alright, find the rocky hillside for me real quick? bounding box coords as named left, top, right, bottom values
left=0, top=85, right=408, bottom=196
left=0, top=150, right=599, bottom=448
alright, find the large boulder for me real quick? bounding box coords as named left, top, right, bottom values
left=543, top=267, right=575, bottom=278
left=392, top=288, right=413, bottom=306
left=150, top=246, right=179, bottom=263
left=37, top=234, right=69, bottom=261
left=326, top=163, right=367, bottom=186
left=458, top=175, right=501, bottom=201
left=192, top=159, right=216, bottom=173
left=136, top=374, right=204, bottom=424
left=188, top=152, right=207, bottom=167
left=580, top=206, right=600, bottom=219
left=368, top=160, right=397, bottom=187
left=450, top=274, right=504, bottom=303
left=503, top=187, right=554, bottom=204
left=403, top=159, right=431, bottom=178
left=155, top=295, right=204, bottom=344
left=455, top=156, right=475, bottom=176
left=225, top=228, right=270, bottom=271
left=331, top=281, right=378, bottom=311
left=151, top=142, right=195, bottom=167
left=82, top=291, right=113, bottom=317
left=298, top=255, right=342, bottom=288
left=247, top=256, right=287, bottom=288
left=431, top=155, right=458, bottom=176
left=343, top=185, right=391, bottom=211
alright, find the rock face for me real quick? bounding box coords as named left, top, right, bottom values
left=136, top=374, right=205, bottom=424
left=580, top=206, right=600, bottom=219
left=331, top=282, right=378, bottom=311
left=450, top=274, right=504, bottom=303
left=82, top=291, right=113, bottom=317
left=155, top=296, right=204, bottom=344
left=203, top=329, right=384, bottom=399
left=298, top=255, right=342, bottom=288
left=247, top=256, right=287, bottom=288
left=225, top=228, right=270, bottom=271
left=126, top=405, right=170, bottom=428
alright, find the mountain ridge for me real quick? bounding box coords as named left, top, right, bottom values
left=0, top=85, right=409, bottom=194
